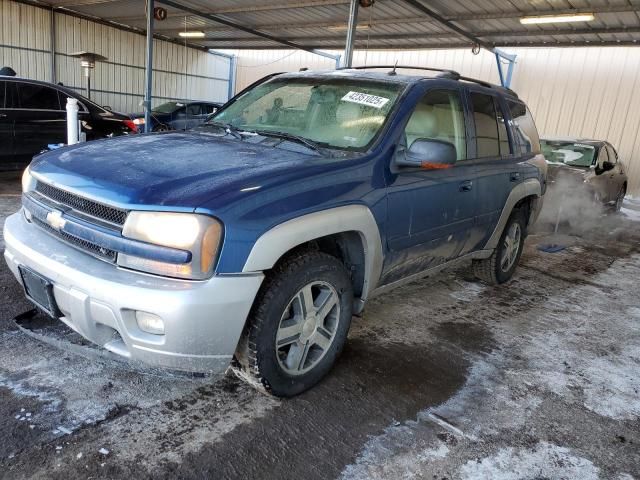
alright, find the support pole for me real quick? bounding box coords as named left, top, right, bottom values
left=343, top=0, right=359, bottom=68
left=227, top=55, right=237, bottom=101
left=66, top=97, right=79, bottom=145
left=144, top=0, right=155, bottom=133
left=494, top=49, right=517, bottom=88
left=50, top=8, right=56, bottom=84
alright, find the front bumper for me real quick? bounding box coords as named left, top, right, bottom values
left=4, top=211, right=264, bottom=373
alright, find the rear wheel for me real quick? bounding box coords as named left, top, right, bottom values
left=153, top=124, right=170, bottom=132
left=235, top=250, right=353, bottom=397
left=473, top=208, right=526, bottom=285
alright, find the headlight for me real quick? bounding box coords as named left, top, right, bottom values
left=118, top=211, right=223, bottom=280
left=132, top=118, right=145, bottom=125
left=22, top=167, right=35, bottom=193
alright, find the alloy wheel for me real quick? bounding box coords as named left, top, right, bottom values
left=500, top=223, right=521, bottom=273
left=275, top=281, right=340, bottom=375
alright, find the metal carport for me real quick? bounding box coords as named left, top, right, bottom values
left=17, top=0, right=640, bottom=130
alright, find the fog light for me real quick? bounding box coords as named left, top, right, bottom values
left=135, top=311, right=165, bottom=335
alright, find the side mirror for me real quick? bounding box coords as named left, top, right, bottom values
left=396, top=138, right=457, bottom=169
left=602, top=160, right=614, bottom=172
left=102, top=105, right=112, bottom=110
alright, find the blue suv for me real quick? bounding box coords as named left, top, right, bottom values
left=4, top=67, right=546, bottom=396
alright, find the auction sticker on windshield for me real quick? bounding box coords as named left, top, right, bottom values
left=341, top=91, right=390, bottom=109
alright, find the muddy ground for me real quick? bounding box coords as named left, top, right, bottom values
left=0, top=173, right=639, bottom=479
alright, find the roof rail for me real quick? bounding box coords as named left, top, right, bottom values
left=337, top=65, right=460, bottom=78
left=336, top=65, right=518, bottom=98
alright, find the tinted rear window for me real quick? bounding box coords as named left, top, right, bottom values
left=507, top=100, right=540, bottom=154
left=0, top=81, right=5, bottom=109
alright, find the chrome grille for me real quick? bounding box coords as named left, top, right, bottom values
left=35, top=181, right=128, bottom=226
left=32, top=217, right=117, bottom=262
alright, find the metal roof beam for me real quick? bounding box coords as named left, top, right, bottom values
left=193, top=26, right=640, bottom=43
left=452, top=5, right=640, bottom=21
left=400, top=0, right=494, bottom=50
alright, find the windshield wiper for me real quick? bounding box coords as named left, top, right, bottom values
left=253, top=130, right=323, bottom=153
left=203, top=121, right=244, bottom=140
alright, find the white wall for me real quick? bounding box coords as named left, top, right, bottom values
left=0, top=0, right=231, bottom=113
left=227, top=47, right=640, bottom=195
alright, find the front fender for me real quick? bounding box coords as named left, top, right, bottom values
left=242, top=204, right=383, bottom=303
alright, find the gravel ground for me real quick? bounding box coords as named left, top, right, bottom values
left=0, top=174, right=638, bottom=479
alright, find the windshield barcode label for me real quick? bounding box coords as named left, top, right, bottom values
left=341, top=91, right=390, bottom=109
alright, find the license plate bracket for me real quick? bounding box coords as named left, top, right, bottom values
left=18, top=266, right=62, bottom=318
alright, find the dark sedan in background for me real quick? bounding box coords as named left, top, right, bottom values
left=0, top=76, right=137, bottom=170
left=129, top=100, right=222, bottom=132
left=541, top=137, right=628, bottom=211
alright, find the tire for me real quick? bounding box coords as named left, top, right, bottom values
left=235, top=250, right=354, bottom=397
left=153, top=124, right=170, bottom=132
left=473, top=208, right=526, bottom=285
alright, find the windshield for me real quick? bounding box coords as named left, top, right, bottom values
left=153, top=101, right=184, bottom=114
left=541, top=140, right=596, bottom=167
left=209, top=77, right=405, bottom=150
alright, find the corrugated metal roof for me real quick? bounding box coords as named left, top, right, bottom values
left=37, top=0, right=640, bottom=50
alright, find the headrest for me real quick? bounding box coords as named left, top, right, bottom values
left=406, top=104, right=438, bottom=138
left=336, top=101, right=363, bottom=125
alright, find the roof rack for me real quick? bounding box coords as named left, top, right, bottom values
left=337, top=65, right=460, bottom=78
left=337, top=65, right=518, bottom=98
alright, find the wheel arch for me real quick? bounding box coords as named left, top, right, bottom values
left=484, top=179, right=542, bottom=251
left=242, top=205, right=383, bottom=310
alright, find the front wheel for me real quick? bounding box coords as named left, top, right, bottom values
left=235, top=250, right=354, bottom=397
left=473, top=209, right=526, bottom=285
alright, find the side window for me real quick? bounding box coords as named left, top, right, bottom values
left=507, top=100, right=541, bottom=154
left=470, top=92, right=500, bottom=158
left=495, top=99, right=511, bottom=157
left=606, top=145, right=618, bottom=164
left=17, top=83, right=62, bottom=110
left=0, top=81, right=5, bottom=109
left=598, top=146, right=609, bottom=165
left=403, top=89, right=467, bottom=161
left=186, top=104, right=203, bottom=116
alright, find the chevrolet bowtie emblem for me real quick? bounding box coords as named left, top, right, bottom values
left=46, top=210, right=66, bottom=231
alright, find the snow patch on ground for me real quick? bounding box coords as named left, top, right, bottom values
left=341, top=253, right=640, bottom=478
left=449, top=280, right=486, bottom=302
left=459, top=442, right=600, bottom=480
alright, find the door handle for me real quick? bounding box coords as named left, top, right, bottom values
left=510, top=172, right=521, bottom=182
left=459, top=180, right=473, bottom=192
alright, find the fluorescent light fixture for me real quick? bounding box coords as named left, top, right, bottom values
left=327, top=24, right=371, bottom=31
left=179, top=31, right=205, bottom=38
left=520, top=13, right=595, bottom=25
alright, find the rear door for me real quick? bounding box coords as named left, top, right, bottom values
left=13, top=81, right=66, bottom=162
left=0, top=80, right=15, bottom=168
left=383, top=87, right=477, bottom=284
left=469, top=90, right=519, bottom=250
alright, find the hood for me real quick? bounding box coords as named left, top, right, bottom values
left=29, top=132, right=333, bottom=210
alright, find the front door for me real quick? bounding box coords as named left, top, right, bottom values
left=383, top=88, right=476, bottom=285
left=13, top=82, right=67, bottom=163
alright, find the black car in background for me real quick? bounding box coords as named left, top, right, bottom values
left=541, top=137, right=628, bottom=210
left=129, top=101, right=222, bottom=132
left=0, top=76, right=136, bottom=170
